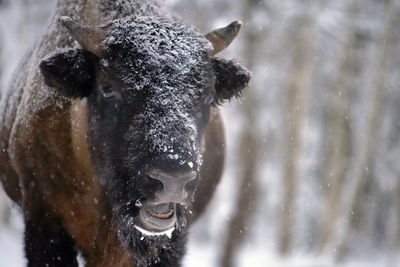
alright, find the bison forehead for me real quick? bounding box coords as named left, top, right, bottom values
left=138, top=105, right=198, bottom=154
left=94, top=16, right=213, bottom=166
left=101, top=16, right=213, bottom=91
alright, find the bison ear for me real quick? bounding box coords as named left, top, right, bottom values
left=40, top=48, right=96, bottom=98
left=212, top=57, right=251, bottom=105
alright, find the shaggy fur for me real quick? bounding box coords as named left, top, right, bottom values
left=0, top=1, right=251, bottom=266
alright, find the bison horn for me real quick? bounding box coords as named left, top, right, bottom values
left=60, top=16, right=106, bottom=57
left=205, top=20, right=242, bottom=55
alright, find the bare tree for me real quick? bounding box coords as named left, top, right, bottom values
left=335, top=0, right=396, bottom=259
left=0, top=0, right=8, bottom=226
left=318, top=0, right=359, bottom=252
left=278, top=14, right=313, bottom=255
left=220, top=127, right=260, bottom=267
left=387, top=172, right=400, bottom=266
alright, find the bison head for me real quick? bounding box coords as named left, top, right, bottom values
left=40, top=15, right=250, bottom=253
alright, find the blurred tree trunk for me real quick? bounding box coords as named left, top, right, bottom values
left=317, top=0, right=359, bottom=252
left=220, top=128, right=260, bottom=267
left=395, top=175, right=400, bottom=248
left=219, top=1, right=261, bottom=266
left=278, top=15, right=313, bottom=255
left=18, top=0, right=29, bottom=52
left=335, top=0, right=395, bottom=260
left=0, top=1, right=8, bottom=226
left=387, top=173, right=400, bottom=266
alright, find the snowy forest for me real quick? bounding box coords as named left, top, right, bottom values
left=1, top=0, right=400, bottom=266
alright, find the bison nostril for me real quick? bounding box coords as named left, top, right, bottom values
left=146, top=170, right=197, bottom=204
left=143, top=175, right=164, bottom=193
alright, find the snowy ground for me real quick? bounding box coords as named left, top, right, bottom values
left=0, top=221, right=391, bottom=267
left=0, top=205, right=395, bottom=267
left=0, top=208, right=25, bottom=267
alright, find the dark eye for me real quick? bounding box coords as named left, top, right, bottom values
left=101, top=85, right=115, bottom=98
left=204, top=91, right=215, bottom=105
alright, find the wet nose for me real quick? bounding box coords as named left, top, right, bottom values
left=147, top=170, right=197, bottom=204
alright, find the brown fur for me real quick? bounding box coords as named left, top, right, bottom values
left=0, top=1, right=231, bottom=265
left=190, top=108, right=225, bottom=222
left=0, top=87, right=224, bottom=265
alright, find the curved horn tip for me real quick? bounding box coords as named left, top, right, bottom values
left=58, top=17, right=106, bottom=57
left=228, top=20, right=243, bottom=34
left=236, top=20, right=243, bottom=30
left=205, top=20, right=244, bottom=55
left=233, top=20, right=243, bottom=27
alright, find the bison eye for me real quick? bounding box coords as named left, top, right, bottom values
left=101, top=85, right=115, bottom=98
left=204, top=91, right=215, bottom=105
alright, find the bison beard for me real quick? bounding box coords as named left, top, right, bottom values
left=110, top=185, right=189, bottom=266
left=0, top=1, right=251, bottom=266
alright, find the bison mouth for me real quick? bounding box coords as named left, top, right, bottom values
left=136, top=202, right=177, bottom=234
left=145, top=203, right=174, bottom=219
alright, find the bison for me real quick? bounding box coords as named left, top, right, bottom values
left=0, top=0, right=251, bottom=266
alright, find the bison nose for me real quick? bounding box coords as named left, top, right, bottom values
left=147, top=170, right=197, bottom=205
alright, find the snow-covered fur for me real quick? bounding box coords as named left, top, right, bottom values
left=86, top=16, right=214, bottom=265
left=0, top=1, right=251, bottom=266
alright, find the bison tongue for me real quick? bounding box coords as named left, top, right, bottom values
left=148, top=203, right=173, bottom=215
